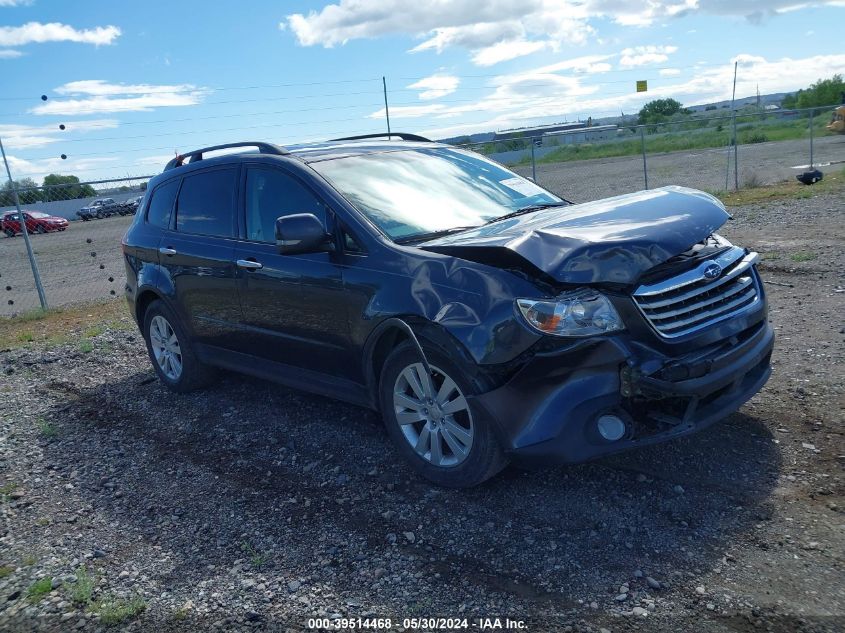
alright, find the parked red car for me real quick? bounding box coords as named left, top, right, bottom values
left=2, top=210, right=68, bottom=237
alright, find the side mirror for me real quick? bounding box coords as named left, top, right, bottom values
left=275, top=213, right=334, bottom=255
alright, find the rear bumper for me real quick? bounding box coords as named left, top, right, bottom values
left=472, top=318, right=774, bottom=465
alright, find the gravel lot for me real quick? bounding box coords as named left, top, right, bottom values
left=0, top=190, right=842, bottom=632
left=516, top=134, right=845, bottom=203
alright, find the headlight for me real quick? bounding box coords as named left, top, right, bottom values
left=516, top=289, right=624, bottom=337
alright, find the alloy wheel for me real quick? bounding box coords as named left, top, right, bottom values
left=149, top=315, right=183, bottom=380
left=393, top=362, right=474, bottom=467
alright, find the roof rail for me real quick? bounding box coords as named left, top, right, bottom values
left=164, top=141, right=289, bottom=171
left=328, top=132, right=433, bottom=143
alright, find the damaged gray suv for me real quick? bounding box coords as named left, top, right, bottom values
left=123, top=135, right=774, bottom=488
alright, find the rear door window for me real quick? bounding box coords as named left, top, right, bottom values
left=175, top=168, right=238, bottom=237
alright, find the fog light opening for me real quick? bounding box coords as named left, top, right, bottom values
left=596, top=414, right=626, bottom=442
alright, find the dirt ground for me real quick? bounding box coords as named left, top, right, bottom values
left=0, top=191, right=843, bottom=633
left=0, top=215, right=131, bottom=317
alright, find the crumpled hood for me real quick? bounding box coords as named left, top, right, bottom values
left=419, top=186, right=730, bottom=285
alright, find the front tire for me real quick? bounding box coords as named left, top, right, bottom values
left=36, top=225, right=47, bottom=234
left=379, top=341, right=507, bottom=488
left=142, top=300, right=216, bottom=393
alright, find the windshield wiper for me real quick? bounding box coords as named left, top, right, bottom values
left=484, top=201, right=569, bottom=225
left=394, top=225, right=479, bottom=245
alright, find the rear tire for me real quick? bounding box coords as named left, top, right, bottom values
left=142, top=299, right=216, bottom=393
left=4, top=228, right=14, bottom=238
left=379, top=341, right=507, bottom=488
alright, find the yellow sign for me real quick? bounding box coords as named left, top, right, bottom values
left=636, top=80, right=648, bottom=93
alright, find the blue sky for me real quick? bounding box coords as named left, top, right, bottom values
left=1, top=0, right=844, bottom=182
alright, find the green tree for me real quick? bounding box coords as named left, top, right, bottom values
left=782, top=75, right=844, bottom=109
left=638, top=98, right=685, bottom=124
left=0, top=178, right=42, bottom=206
left=41, top=174, right=96, bottom=201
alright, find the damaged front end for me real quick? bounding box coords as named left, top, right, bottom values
left=462, top=237, right=773, bottom=465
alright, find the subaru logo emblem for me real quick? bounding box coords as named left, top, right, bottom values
left=703, top=263, right=722, bottom=280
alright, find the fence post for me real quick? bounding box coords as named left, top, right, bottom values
left=809, top=107, right=815, bottom=169
left=0, top=136, right=48, bottom=310
left=639, top=126, right=649, bottom=189
left=733, top=113, right=739, bottom=190
left=530, top=138, right=537, bottom=182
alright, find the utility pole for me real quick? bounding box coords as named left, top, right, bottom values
left=0, top=136, right=48, bottom=309
left=382, top=76, right=392, bottom=139
left=725, top=61, right=738, bottom=190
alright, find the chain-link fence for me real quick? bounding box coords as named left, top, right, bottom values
left=0, top=177, right=151, bottom=316
left=457, top=104, right=843, bottom=202
left=1, top=104, right=843, bottom=317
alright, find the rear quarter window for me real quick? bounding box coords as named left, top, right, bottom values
left=146, top=179, right=180, bottom=229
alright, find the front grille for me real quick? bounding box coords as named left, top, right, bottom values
left=633, top=246, right=760, bottom=338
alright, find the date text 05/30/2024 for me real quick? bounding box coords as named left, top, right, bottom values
left=306, top=617, right=528, bottom=630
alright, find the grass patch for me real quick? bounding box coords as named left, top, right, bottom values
left=0, top=482, right=18, bottom=502
left=790, top=251, right=818, bottom=262
left=68, top=566, right=95, bottom=606
left=26, top=577, right=53, bottom=602
left=241, top=540, right=271, bottom=569
left=79, top=340, right=94, bottom=354
left=716, top=167, right=845, bottom=206
left=37, top=417, right=58, bottom=438
left=83, top=324, right=106, bottom=338
left=22, top=553, right=37, bottom=566
left=93, top=594, right=146, bottom=625
left=0, top=299, right=130, bottom=350
left=0, top=565, right=14, bottom=578
left=500, top=112, right=837, bottom=167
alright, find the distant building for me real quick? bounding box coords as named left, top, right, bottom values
left=541, top=124, right=618, bottom=146
left=493, top=122, right=589, bottom=141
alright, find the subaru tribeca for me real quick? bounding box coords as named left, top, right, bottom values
left=122, top=137, right=773, bottom=487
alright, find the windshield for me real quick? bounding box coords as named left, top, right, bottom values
left=27, top=211, right=50, bottom=218
left=311, top=147, right=563, bottom=241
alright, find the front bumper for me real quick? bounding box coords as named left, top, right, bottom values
left=472, top=317, right=773, bottom=465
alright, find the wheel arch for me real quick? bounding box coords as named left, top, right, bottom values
left=363, top=316, right=495, bottom=408
left=134, top=287, right=166, bottom=327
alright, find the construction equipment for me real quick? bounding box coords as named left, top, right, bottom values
left=827, top=105, right=845, bottom=134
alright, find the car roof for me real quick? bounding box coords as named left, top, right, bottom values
left=285, top=139, right=442, bottom=163
left=164, top=139, right=445, bottom=172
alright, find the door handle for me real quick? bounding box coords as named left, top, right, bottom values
left=236, top=259, right=263, bottom=270
left=159, top=247, right=177, bottom=256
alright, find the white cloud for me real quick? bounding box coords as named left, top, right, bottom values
left=659, top=67, right=681, bottom=76
left=0, top=0, right=33, bottom=6
left=471, top=39, right=549, bottom=66
left=284, top=0, right=843, bottom=65
left=407, top=74, right=460, bottom=100
left=0, top=48, right=22, bottom=58
left=619, top=45, right=678, bottom=67
left=0, top=119, right=119, bottom=149
left=0, top=22, right=121, bottom=47
left=286, top=0, right=587, bottom=65
left=3, top=154, right=118, bottom=182
left=368, top=104, right=446, bottom=119
left=30, top=80, right=209, bottom=116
